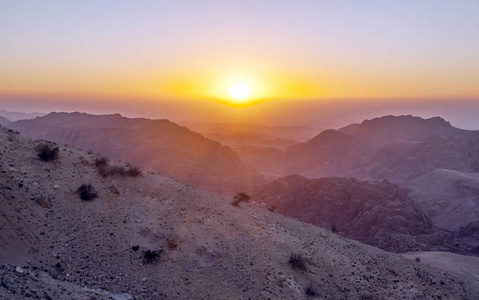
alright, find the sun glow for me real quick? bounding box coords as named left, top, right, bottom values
left=229, top=82, right=252, bottom=103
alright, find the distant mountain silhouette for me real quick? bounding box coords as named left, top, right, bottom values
left=270, top=115, right=479, bottom=181
left=9, top=112, right=262, bottom=193
left=0, top=109, right=44, bottom=121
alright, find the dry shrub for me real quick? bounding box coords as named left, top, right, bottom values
left=37, top=144, right=59, bottom=162
left=126, top=166, right=141, bottom=177
left=77, top=184, right=97, bottom=201
left=231, top=192, right=251, bottom=207
left=288, top=253, right=307, bottom=271
left=141, top=249, right=163, bottom=264
left=95, top=156, right=109, bottom=167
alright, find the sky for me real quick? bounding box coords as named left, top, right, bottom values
left=1, top=1, right=479, bottom=128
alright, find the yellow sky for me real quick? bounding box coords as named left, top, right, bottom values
left=1, top=1, right=479, bottom=107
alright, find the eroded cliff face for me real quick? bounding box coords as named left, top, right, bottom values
left=9, top=112, right=263, bottom=194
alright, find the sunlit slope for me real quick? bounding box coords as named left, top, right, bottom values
left=8, top=112, right=263, bottom=194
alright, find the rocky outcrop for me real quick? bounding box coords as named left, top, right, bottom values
left=255, top=175, right=469, bottom=254
left=8, top=112, right=263, bottom=193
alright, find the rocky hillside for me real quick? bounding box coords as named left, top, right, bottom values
left=408, top=169, right=479, bottom=231
left=0, top=115, right=10, bottom=126
left=8, top=112, right=262, bottom=194
left=256, top=115, right=479, bottom=181
left=1, top=125, right=479, bottom=299
left=254, top=175, right=479, bottom=255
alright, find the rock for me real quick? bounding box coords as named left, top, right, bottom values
left=15, top=266, right=24, bottom=274
left=112, top=294, right=134, bottom=300
left=53, top=184, right=60, bottom=189
left=36, top=197, right=50, bottom=208
left=110, top=185, right=120, bottom=195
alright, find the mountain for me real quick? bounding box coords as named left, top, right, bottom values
left=180, top=121, right=320, bottom=142
left=254, top=175, right=474, bottom=254
left=204, top=132, right=296, bottom=150
left=0, top=109, right=44, bottom=121
left=0, top=115, right=10, bottom=126
left=275, top=115, right=479, bottom=181
left=408, top=169, right=479, bottom=231
left=1, top=125, right=478, bottom=299
left=8, top=112, right=262, bottom=193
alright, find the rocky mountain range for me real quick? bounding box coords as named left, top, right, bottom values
left=249, top=115, right=479, bottom=181
left=1, top=125, right=479, bottom=299
left=8, top=112, right=263, bottom=194
left=7, top=113, right=479, bottom=257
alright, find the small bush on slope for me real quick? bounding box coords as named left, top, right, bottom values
left=231, top=192, right=251, bottom=207
left=94, top=156, right=109, bottom=167
left=141, top=249, right=163, bottom=264
left=288, top=253, right=307, bottom=271
left=77, top=184, right=97, bottom=201
left=95, top=158, right=141, bottom=178
left=37, top=144, right=59, bottom=162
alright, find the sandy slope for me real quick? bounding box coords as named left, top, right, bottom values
left=1, top=125, right=479, bottom=299
left=403, top=252, right=479, bottom=281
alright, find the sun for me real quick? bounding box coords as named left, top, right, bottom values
left=229, top=82, right=252, bottom=102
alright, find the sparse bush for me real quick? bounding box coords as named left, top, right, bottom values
left=141, top=249, right=162, bottom=264
left=231, top=192, right=251, bottom=207
left=77, top=184, right=97, bottom=201
left=126, top=166, right=141, bottom=177
left=288, top=253, right=307, bottom=271
left=97, top=164, right=110, bottom=177
left=331, top=225, right=338, bottom=233
left=109, top=165, right=126, bottom=176
left=305, top=283, right=319, bottom=297
left=37, top=144, right=59, bottom=162
left=94, top=158, right=141, bottom=178
left=95, top=156, right=109, bottom=167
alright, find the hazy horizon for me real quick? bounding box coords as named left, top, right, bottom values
left=2, top=97, right=479, bottom=131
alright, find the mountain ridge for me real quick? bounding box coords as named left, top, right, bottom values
left=8, top=112, right=263, bottom=194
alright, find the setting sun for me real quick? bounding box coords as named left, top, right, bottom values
left=229, top=82, right=252, bottom=102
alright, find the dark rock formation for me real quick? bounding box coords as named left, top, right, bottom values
left=255, top=174, right=468, bottom=254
